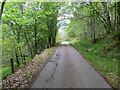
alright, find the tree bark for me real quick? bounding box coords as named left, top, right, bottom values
left=117, top=1, right=120, bottom=30
left=10, top=58, right=14, bottom=73
left=0, top=0, right=6, bottom=24
left=14, top=49, right=20, bottom=66
left=102, top=2, right=112, bottom=34
left=24, top=32, right=33, bottom=58
left=34, top=18, right=37, bottom=54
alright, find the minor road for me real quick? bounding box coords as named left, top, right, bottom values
left=32, top=44, right=111, bottom=88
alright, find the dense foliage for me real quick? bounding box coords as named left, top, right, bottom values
left=0, top=1, right=120, bottom=88
left=67, top=2, right=120, bottom=88
left=1, top=2, right=63, bottom=79
left=67, top=2, right=120, bottom=43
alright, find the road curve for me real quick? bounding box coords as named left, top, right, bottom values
left=32, top=45, right=111, bottom=88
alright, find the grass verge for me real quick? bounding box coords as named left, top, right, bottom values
left=70, top=40, right=119, bottom=89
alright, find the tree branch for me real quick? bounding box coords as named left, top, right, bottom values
left=0, top=0, right=7, bottom=24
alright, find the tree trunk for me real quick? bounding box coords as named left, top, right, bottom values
left=93, top=11, right=96, bottom=43
left=14, top=49, right=20, bottom=66
left=114, top=3, right=117, bottom=30
left=10, top=58, right=14, bottom=73
left=53, top=30, right=57, bottom=45
left=34, top=18, right=37, bottom=54
left=117, top=1, right=120, bottom=30
left=24, top=32, right=33, bottom=58
left=0, top=0, right=6, bottom=24
left=102, top=2, right=112, bottom=34
left=48, top=34, right=52, bottom=46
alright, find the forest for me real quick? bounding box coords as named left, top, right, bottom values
left=0, top=1, right=120, bottom=89
left=1, top=2, right=61, bottom=74
left=67, top=2, right=120, bottom=88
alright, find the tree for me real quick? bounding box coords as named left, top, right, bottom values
left=0, top=0, right=6, bottom=24
left=2, top=2, right=60, bottom=72
left=67, top=2, right=119, bottom=42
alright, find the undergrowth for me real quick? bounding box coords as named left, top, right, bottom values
left=70, top=32, right=119, bottom=88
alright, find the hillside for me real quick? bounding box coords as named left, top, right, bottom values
left=70, top=31, right=119, bottom=88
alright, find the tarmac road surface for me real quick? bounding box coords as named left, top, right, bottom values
left=32, top=44, right=111, bottom=88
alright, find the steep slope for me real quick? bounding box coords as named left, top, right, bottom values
left=70, top=31, right=119, bottom=88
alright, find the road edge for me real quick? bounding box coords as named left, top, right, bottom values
left=27, top=46, right=58, bottom=88
left=70, top=45, right=114, bottom=89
